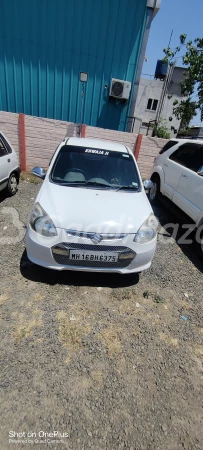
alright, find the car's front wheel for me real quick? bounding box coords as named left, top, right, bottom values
left=149, top=176, right=160, bottom=204
left=7, top=173, right=18, bottom=196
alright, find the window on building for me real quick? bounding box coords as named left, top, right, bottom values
left=146, top=98, right=158, bottom=111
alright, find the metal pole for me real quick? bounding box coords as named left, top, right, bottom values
left=80, top=81, right=85, bottom=137
left=155, top=30, right=174, bottom=127
left=156, top=62, right=175, bottom=126
left=168, top=30, right=173, bottom=50
left=160, top=63, right=175, bottom=119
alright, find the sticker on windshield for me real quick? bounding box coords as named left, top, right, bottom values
left=85, top=149, right=109, bottom=156
left=132, top=182, right=138, bottom=187
left=122, top=154, right=129, bottom=157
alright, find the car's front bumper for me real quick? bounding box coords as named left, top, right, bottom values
left=26, top=226, right=157, bottom=274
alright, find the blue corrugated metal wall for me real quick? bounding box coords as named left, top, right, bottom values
left=0, top=0, right=148, bottom=131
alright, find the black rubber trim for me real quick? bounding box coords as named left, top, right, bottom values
left=0, top=177, right=8, bottom=186
left=11, top=167, right=21, bottom=183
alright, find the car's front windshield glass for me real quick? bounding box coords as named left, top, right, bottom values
left=51, top=145, right=141, bottom=191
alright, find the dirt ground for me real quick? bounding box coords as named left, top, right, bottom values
left=0, top=180, right=203, bottom=450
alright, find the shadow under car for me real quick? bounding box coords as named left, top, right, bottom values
left=20, top=250, right=140, bottom=289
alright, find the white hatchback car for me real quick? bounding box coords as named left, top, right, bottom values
left=0, top=132, right=20, bottom=195
left=150, top=138, right=203, bottom=255
left=26, top=137, right=157, bottom=274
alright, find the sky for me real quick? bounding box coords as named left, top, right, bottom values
left=144, top=0, right=203, bottom=125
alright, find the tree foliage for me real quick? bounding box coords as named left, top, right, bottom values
left=173, top=98, right=197, bottom=129
left=163, top=35, right=203, bottom=122
left=153, top=118, right=170, bottom=139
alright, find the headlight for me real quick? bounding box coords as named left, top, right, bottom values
left=134, top=214, right=158, bottom=244
left=30, top=202, right=57, bottom=237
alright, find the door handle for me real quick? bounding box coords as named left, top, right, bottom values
left=164, top=163, right=168, bottom=167
left=7, top=158, right=10, bottom=163
left=182, top=174, right=188, bottom=179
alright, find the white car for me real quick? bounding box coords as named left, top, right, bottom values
left=0, top=132, right=20, bottom=195
left=26, top=137, right=157, bottom=274
left=150, top=138, right=203, bottom=256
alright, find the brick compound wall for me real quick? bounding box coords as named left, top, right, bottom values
left=0, top=111, right=168, bottom=179
left=0, top=111, right=19, bottom=156
left=137, top=135, right=168, bottom=179
left=25, top=115, right=77, bottom=168
left=0, top=111, right=78, bottom=169
left=86, top=126, right=138, bottom=154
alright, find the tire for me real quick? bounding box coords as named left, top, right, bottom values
left=149, top=176, right=160, bottom=204
left=7, top=173, right=18, bottom=196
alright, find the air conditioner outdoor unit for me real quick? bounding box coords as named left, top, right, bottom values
left=109, top=78, right=131, bottom=100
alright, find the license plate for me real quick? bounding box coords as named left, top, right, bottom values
left=69, top=250, right=118, bottom=262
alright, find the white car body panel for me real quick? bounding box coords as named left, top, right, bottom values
left=0, top=153, right=10, bottom=182
left=173, top=168, right=203, bottom=223
left=162, top=159, right=183, bottom=200
left=0, top=132, right=20, bottom=191
left=154, top=142, right=181, bottom=199
left=36, top=179, right=152, bottom=233
left=151, top=138, right=203, bottom=227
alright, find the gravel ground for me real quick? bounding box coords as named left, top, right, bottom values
left=0, top=180, right=203, bottom=450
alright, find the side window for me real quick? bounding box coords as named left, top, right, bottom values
left=0, top=135, right=12, bottom=154
left=0, top=140, right=7, bottom=157
left=190, top=147, right=203, bottom=172
left=169, top=144, right=201, bottom=170
left=159, top=140, right=178, bottom=154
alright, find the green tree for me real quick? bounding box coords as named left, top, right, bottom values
left=163, top=35, right=203, bottom=122
left=173, top=98, right=197, bottom=129
left=153, top=118, right=170, bottom=139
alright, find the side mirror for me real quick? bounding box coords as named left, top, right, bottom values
left=32, top=167, right=46, bottom=179
left=197, top=166, right=203, bottom=177
left=143, top=179, right=153, bottom=190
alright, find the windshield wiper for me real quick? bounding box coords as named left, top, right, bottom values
left=53, top=180, right=138, bottom=190
left=52, top=180, right=84, bottom=185
left=83, top=181, right=112, bottom=188
left=116, top=185, right=139, bottom=192
left=53, top=180, right=112, bottom=188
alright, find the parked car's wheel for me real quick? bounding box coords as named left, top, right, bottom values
left=7, top=173, right=18, bottom=196
left=149, top=175, right=160, bottom=204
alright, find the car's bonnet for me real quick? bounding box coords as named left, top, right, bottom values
left=36, top=179, right=152, bottom=234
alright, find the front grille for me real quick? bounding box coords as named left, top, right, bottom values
left=57, top=243, right=129, bottom=251
left=66, top=230, right=127, bottom=241
left=52, top=243, right=135, bottom=269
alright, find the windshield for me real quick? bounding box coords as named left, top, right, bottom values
left=51, top=145, right=141, bottom=191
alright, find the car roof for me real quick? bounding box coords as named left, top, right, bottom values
left=65, top=137, right=128, bottom=153
left=169, top=138, right=203, bottom=145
